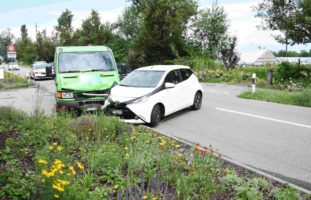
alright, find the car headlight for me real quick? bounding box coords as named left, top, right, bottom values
left=62, top=92, right=74, bottom=99
left=132, top=96, right=149, bottom=104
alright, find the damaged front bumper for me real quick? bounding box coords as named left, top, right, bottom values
left=104, top=101, right=147, bottom=124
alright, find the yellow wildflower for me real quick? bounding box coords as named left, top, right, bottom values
left=77, top=162, right=84, bottom=170
left=38, top=159, right=48, bottom=165
left=68, top=166, right=76, bottom=175
left=125, top=153, right=129, bottom=157
left=54, top=194, right=59, bottom=198
left=114, top=184, right=119, bottom=189
left=53, top=142, right=58, bottom=146
left=41, top=179, right=45, bottom=183
left=143, top=195, right=148, bottom=199
left=124, top=147, right=128, bottom=150
left=152, top=198, right=158, bottom=200
left=56, top=179, right=70, bottom=186
left=57, top=146, right=62, bottom=151
left=42, top=170, right=49, bottom=176
left=52, top=183, right=64, bottom=192
left=178, top=153, right=183, bottom=157
left=58, top=170, right=64, bottom=175
left=49, top=145, right=54, bottom=150
left=175, top=145, right=180, bottom=148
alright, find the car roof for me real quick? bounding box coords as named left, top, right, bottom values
left=56, top=46, right=111, bottom=53
left=137, top=65, right=190, bottom=72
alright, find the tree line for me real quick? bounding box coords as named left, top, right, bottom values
left=0, top=0, right=240, bottom=68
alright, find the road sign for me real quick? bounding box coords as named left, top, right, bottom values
left=7, top=52, right=16, bottom=59
left=7, top=44, right=16, bottom=52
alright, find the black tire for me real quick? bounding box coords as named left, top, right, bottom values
left=149, top=104, right=163, bottom=127
left=192, top=91, right=202, bottom=110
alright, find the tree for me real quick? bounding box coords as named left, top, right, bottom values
left=36, top=30, right=56, bottom=62
left=191, top=2, right=229, bottom=58
left=20, top=25, right=28, bottom=40
left=117, top=5, right=142, bottom=40
left=75, top=10, right=113, bottom=45
left=15, top=25, right=38, bottom=64
left=256, top=0, right=311, bottom=45
left=0, top=30, right=14, bottom=61
left=55, top=9, right=74, bottom=45
left=132, top=0, right=198, bottom=65
left=220, top=36, right=240, bottom=68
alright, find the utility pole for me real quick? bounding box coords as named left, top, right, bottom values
left=35, top=23, right=38, bottom=41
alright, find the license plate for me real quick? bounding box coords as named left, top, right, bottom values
left=86, top=107, right=98, bottom=111
left=112, top=110, right=123, bottom=115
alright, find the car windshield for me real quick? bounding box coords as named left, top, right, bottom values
left=58, top=51, right=116, bottom=73
left=34, top=63, right=47, bottom=69
left=9, top=62, right=16, bottom=65
left=120, top=70, right=165, bottom=88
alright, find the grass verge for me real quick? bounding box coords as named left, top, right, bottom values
left=239, top=88, right=311, bottom=107
left=0, top=107, right=309, bottom=200
left=0, top=72, right=33, bottom=90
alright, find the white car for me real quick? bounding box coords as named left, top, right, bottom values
left=8, top=62, right=20, bottom=70
left=29, top=61, right=50, bottom=80
left=104, top=65, right=203, bottom=127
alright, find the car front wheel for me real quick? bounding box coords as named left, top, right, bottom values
left=192, top=91, right=202, bottom=110
left=150, top=104, right=162, bottom=127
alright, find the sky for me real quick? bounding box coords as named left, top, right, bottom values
left=0, top=0, right=310, bottom=63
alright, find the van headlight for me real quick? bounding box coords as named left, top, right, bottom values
left=62, top=92, right=74, bottom=99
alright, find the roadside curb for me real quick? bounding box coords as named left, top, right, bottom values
left=143, top=126, right=311, bottom=195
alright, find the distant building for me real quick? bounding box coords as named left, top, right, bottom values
left=254, top=50, right=277, bottom=65
left=252, top=50, right=311, bottom=65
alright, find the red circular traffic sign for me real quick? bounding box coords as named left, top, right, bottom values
left=7, top=44, right=16, bottom=52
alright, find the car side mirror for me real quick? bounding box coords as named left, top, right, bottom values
left=165, top=82, right=175, bottom=89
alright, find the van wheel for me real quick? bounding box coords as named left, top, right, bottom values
left=192, top=91, right=202, bottom=110
left=150, top=105, right=162, bottom=127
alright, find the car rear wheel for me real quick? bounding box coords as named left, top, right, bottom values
left=192, top=91, right=202, bottom=110
left=150, top=104, right=162, bottom=127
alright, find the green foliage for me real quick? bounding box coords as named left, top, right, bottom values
left=239, top=88, right=311, bottom=107
left=275, top=62, right=311, bottom=84
left=256, top=0, right=311, bottom=44
left=0, top=72, right=33, bottom=90
left=272, top=185, right=299, bottom=200
left=131, top=0, right=198, bottom=65
left=0, top=107, right=26, bottom=132
left=192, top=2, right=229, bottom=58
left=55, top=9, right=74, bottom=46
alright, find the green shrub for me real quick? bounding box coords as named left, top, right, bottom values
left=275, top=62, right=311, bottom=83
left=272, top=185, right=299, bottom=200
left=0, top=107, right=26, bottom=132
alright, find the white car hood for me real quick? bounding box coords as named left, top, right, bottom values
left=34, top=69, right=46, bottom=73
left=110, top=85, right=155, bottom=102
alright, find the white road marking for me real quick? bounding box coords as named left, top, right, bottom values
left=216, top=108, right=311, bottom=129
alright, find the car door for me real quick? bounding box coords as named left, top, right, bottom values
left=161, top=69, right=184, bottom=115
left=179, top=68, right=195, bottom=107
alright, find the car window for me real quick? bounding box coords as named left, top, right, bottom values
left=180, top=69, right=193, bottom=81
left=165, top=70, right=182, bottom=84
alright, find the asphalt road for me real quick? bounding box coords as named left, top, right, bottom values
left=1, top=65, right=311, bottom=190
left=157, top=83, right=311, bottom=190
left=0, top=65, right=56, bottom=115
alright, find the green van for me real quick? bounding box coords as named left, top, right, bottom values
left=53, top=46, right=120, bottom=112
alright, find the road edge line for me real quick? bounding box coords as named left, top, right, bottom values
left=142, top=126, right=311, bottom=195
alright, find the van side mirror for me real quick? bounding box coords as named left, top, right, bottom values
left=165, top=82, right=175, bottom=89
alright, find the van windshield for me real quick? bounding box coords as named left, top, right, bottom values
left=58, top=51, right=116, bottom=73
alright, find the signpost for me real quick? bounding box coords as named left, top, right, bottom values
left=7, top=44, right=17, bottom=59
left=252, top=73, right=256, bottom=94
